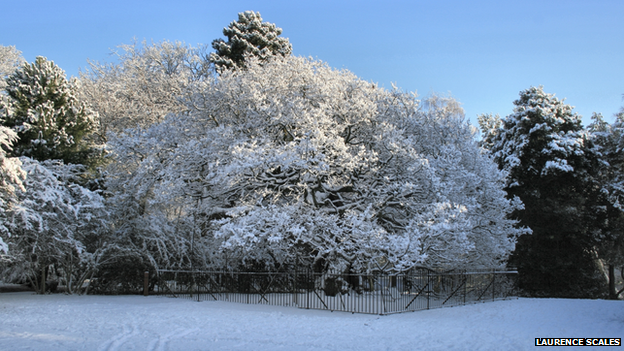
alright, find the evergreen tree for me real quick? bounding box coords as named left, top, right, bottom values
left=209, top=11, right=292, bottom=72
left=488, top=86, right=607, bottom=298
left=1, top=57, right=99, bottom=167
left=477, top=113, right=502, bottom=150
left=588, top=112, right=624, bottom=299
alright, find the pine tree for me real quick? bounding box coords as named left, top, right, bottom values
left=1, top=57, right=99, bottom=167
left=489, top=86, right=607, bottom=298
left=477, top=113, right=502, bottom=150
left=588, top=112, right=624, bottom=299
left=209, top=11, right=292, bottom=72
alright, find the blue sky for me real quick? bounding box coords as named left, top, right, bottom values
left=1, top=0, right=622, bottom=127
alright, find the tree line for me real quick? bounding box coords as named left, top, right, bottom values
left=0, top=11, right=621, bottom=298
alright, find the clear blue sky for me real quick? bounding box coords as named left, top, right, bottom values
left=1, top=0, right=622, bottom=127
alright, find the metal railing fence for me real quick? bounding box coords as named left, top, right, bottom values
left=155, top=268, right=517, bottom=315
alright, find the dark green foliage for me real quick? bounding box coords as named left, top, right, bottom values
left=511, top=227, right=607, bottom=298
left=88, top=256, right=154, bottom=295
left=1, top=57, right=100, bottom=168
left=588, top=112, right=624, bottom=299
left=488, top=86, right=608, bottom=298
left=209, top=11, right=292, bottom=72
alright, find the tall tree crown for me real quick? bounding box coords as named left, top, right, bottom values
left=209, top=11, right=292, bottom=72
left=107, top=56, right=525, bottom=272
left=79, top=40, right=208, bottom=140
left=493, top=86, right=587, bottom=185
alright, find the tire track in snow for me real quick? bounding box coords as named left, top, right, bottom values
left=147, top=326, right=200, bottom=351
left=97, top=322, right=139, bottom=351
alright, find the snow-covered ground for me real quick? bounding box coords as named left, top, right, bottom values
left=0, top=292, right=622, bottom=351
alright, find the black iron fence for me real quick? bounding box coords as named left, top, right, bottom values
left=155, top=268, right=517, bottom=315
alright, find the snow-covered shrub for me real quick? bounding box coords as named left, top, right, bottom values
left=2, top=158, right=109, bottom=293
left=0, top=126, right=25, bottom=257
left=107, top=56, right=525, bottom=273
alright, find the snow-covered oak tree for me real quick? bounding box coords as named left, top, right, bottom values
left=487, top=86, right=606, bottom=297
left=79, top=40, right=209, bottom=141
left=209, top=11, right=292, bottom=72
left=107, top=56, right=524, bottom=273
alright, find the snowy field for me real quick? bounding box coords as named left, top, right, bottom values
left=0, top=292, right=622, bottom=351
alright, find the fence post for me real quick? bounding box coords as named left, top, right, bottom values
left=143, top=271, right=149, bottom=296
left=426, top=269, right=430, bottom=310
left=293, top=268, right=298, bottom=306
left=463, top=271, right=466, bottom=305
left=492, top=270, right=496, bottom=301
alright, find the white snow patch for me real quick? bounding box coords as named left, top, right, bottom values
left=0, top=293, right=622, bottom=350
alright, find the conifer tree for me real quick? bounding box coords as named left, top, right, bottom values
left=488, top=86, right=607, bottom=297
left=588, top=111, right=624, bottom=299
left=1, top=57, right=99, bottom=167
left=209, top=11, right=292, bottom=72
